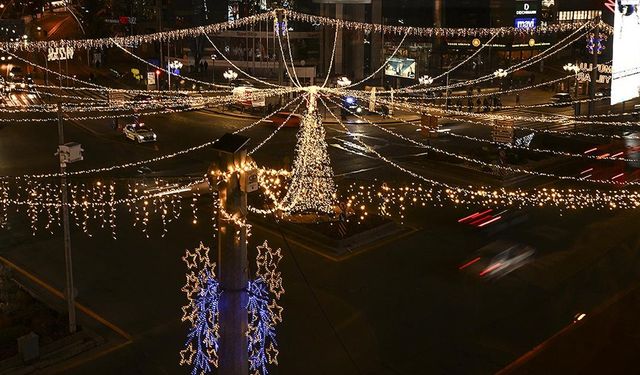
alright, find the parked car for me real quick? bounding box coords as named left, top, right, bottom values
left=265, top=112, right=303, bottom=127
left=550, top=92, right=573, bottom=106
left=123, top=123, right=157, bottom=143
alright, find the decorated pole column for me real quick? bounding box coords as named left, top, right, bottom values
left=210, top=134, right=251, bottom=375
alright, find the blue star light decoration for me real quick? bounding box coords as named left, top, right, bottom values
left=586, top=33, right=606, bottom=55
left=180, top=242, right=221, bottom=375
left=248, top=241, right=284, bottom=375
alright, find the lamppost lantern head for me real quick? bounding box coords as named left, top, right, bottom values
left=419, top=75, right=434, bottom=85
left=336, top=76, right=351, bottom=87
left=563, top=63, right=581, bottom=74
left=493, top=69, right=508, bottom=78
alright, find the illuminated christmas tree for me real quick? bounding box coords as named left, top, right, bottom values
left=282, top=93, right=336, bottom=214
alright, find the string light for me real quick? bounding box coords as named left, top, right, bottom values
left=327, top=94, right=640, bottom=186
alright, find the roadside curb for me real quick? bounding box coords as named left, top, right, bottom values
left=250, top=214, right=418, bottom=262
left=204, top=108, right=420, bottom=125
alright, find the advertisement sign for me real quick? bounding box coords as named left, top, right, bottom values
left=147, top=71, right=156, bottom=86
left=384, top=57, right=416, bottom=79
left=515, top=17, right=537, bottom=28
left=515, top=0, right=539, bottom=17
left=611, top=0, right=640, bottom=105
left=492, top=120, right=515, bottom=144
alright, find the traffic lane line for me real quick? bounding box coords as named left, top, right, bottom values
left=0, top=255, right=132, bottom=341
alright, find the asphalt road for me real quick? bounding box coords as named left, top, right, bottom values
left=1, top=98, right=640, bottom=375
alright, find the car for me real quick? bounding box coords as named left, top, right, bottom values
left=550, top=92, right=573, bottom=106
left=9, top=76, right=26, bottom=91
left=9, top=66, right=22, bottom=78
left=595, top=87, right=611, bottom=97
left=458, top=240, right=535, bottom=279
left=123, top=123, right=157, bottom=143
left=229, top=79, right=254, bottom=88
left=132, top=94, right=152, bottom=102
left=265, top=112, right=303, bottom=127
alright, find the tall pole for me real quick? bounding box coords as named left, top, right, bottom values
left=588, top=18, right=600, bottom=118
left=212, top=140, right=249, bottom=375
left=57, top=103, right=76, bottom=334
left=158, top=4, right=163, bottom=91
left=167, top=41, right=171, bottom=90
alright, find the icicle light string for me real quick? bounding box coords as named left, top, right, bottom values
left=286, top=10, right=611, bottom=39
left=0, top=12, right=274, bottom=52
left=0, top=11, right=610, bottom=54
left=326, top=94, right=640, bottom=187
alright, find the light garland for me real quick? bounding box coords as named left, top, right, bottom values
left=203, top=31, right=283, bottom=88
left=327, top=94, right=640, bottom=186
left=319, top=96, right=640, bottom=211
left=0, top=12, right=274, bottom=52
left=321, top=25, right=340, bottom=88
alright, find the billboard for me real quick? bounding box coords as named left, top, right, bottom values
left=611, top=1, right=640, bottom=104
left=384, top=57, right=416, bottom=79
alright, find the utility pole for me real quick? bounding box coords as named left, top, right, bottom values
left=210, top=134, right=250, bottom=375
left=588, top=17, right=600, bottom=118
left=57, top=103, right=77, bottom=334
left=158, top=3, right=163, bottom=91
left=276, top=10, right=284, bottom=86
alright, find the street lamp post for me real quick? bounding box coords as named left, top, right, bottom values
left=223, top=69, right=238, bottom=85
left=211, top=54, right=216, bottom=84
left=564, top=62, right=581, bottom=120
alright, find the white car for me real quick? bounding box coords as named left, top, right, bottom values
left=123, top=123, right=157, bottom=143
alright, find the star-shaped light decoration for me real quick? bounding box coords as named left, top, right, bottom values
left=180, top=242, right=221, bottom=375
left=248, top=240, right=285, bottom=375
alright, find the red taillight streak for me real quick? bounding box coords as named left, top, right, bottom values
left=459, top=257, right=481, bottom=270
left=611, top=152, right=624, bottom=158
left=458, top=209, right=493, bottom=223
left=469, top=215, right=494, bottom=226
left=480, top=262, right=503, bottom=277
left=580, top=168, right=594, bottom=174
left=584, top=147, right=598, bottom=154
